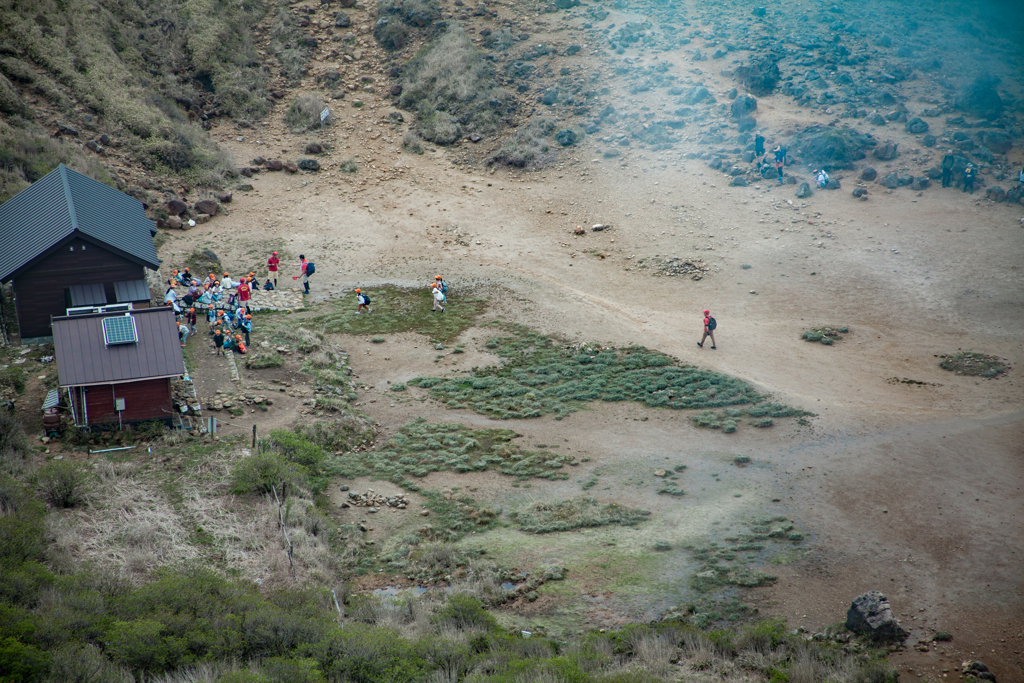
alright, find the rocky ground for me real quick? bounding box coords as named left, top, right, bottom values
left=6, top=0, right=1023, bottom=679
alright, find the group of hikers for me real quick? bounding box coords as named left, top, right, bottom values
left=164, top=267, right=256, bottom=355
left=753, top=132, right=790, bottom=185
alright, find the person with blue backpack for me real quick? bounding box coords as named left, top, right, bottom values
left=293, top=255, right=314, bottom=293
left=434, top=275, right=450, bottom=298
left=697, top=309, right=717, bottom=349
left=431, top=282, right=446, bottom=313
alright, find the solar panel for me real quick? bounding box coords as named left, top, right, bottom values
left=102, top=315, right=138, bottom=345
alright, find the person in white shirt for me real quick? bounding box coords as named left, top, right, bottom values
left=431, top=283, right=445, bottom=312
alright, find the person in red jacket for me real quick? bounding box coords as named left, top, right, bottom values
left=236, top=277, right=252, bottom=314
left=697, top=309, right=717, bottom=349
left=267, top=251, right=280, bottom=287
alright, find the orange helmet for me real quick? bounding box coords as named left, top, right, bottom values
left=217, top=310, right=224, bottom=316
left=188, top=308, right=194, bottom=313
left=173, top=269, right=178, bottom=274
left=223, top=271, right=229, bottom=276
left=245, top=314, right=251, bottom=319
left=215, top=280, right=220, bottom=285
left=355, top=288, right=361, bottom=293
left=235, top=334, right=241, bottom=339
left=435, top=275, right=441, bottom=280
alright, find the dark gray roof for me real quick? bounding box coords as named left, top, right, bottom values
left=0, top=164, right=160, bottom=282
left=52, top=307, right=185, bottom=387
left=69, top=283, right=107, bottom=306
left=114, top=279, right=151, bottom=303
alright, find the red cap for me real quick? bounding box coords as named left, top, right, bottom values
left=703, top=310, right=710, bottom=315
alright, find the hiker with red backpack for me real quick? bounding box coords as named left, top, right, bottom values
left=697, top=309, right=717, bottom=349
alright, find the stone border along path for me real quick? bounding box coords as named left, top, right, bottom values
left=224, top=348, right=241, bottom=384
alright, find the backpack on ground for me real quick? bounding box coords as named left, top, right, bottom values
left=305, top=262, right=315, bottom=276
left=707, top=317, right=717, bottom=331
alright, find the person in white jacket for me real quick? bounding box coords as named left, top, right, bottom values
left=431, top=283, right=445, bottom=312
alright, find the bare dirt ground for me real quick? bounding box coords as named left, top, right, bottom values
left=148, top=0, right=1024, bottom=679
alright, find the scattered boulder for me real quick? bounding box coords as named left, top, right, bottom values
left=846, top=591, right=908, bottom=642
left=860, top=167, right=877, bottom=181
left=252, top=156, right=267, bottom=166
left=683, top=86, right=713, bottom=105
left=955, top=77, right=1004, bottom=120
left=873, top=140, right=899, bottom=161
left=338, top=0, right=356, bottom=6
left=193, top=199, right=218, bottom=216
left=910, top=177, right=930, bottom=191
left=825, top=178, right=841, bottom=190
left=795, top=182, right=813, bottom=198
left=925, top=167, right=943, bottom=180
left=335, top=11, right=351, bottom=27
left=298, top=159, right=320, bottom=171
left=980, top=130, right=1012, bottom=154
left=922, top=134, right=937, bottom=147
left=731, top=94, right=758, bottom=118
left=793, top=125, right=873, bottom=169
left=167, top=215, right=183, bottom=229
left=194, top=214, right=210, bottom=225
left=729, top=176, right=749, bottom=187
left=166, top=199, right=188, bottom=216
left=985, top=186, right=1005, bottom=202
left=216, top=191, right=232, bottom=204
left=283, top=162, right=298, bottom=173
left=852, top=188, right=868, bottom=198
left=85, top=140, right=103, bottom=153
left=390, top=84, right=403, bottom=96
left=963, top=661, right=996, bottom=682
left=878, top=172, right=899, bottom=188
left=736, top=116, right=757, bottom=132
left=266, top=159, right=283, bottom=171
left=905, top=117, right=929, bottom=134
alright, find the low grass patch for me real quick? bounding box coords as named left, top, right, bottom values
left=511, top=497, right=650, bottom=534
left=246, top=351, right=284, bottom=369
left=285, top=93, right=329, bottom=133
left=326, top=418, right=572, bottom=483
left=313, top=285, right=486, bottom=342
left=938, top=351, right=1009, bottom=378
left=801, top=326, right=848, bottom=345
left=410, top=323, right=811, bottom=423
left=490, top=117, right=558, bottom=168
left=684, top=516, right=806, bottom=592
left=417, top=489, right=499, bottom=541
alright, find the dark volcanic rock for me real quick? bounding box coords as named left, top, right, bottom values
left=905, top=117, right=929, bottom=134
left=298, top=159, right=320, bottom=171
left=852, top=187, right=868, bottom=198
left=922, top=134, right=937, bottom=148
left=166, top=199, right=188, bottom=216
left=825, top=178, right=841, bottom=190
left=980, top=130, right=1012, bottom=154
left=283, top=162, right=298, bottom=173
left=729, top=176, right=749, bottom=187
left=335, top=11, right=351, bottom=27
left=925, top=167, right=942, bottom=180
left=193, top=199, right=218, bottom=216
left=731, top=94, right=758, bottom=118
left=266, top=159, right=283, bottom=171
left=878, top=172, right=899, bottom=188
left=795, top=182, right=813, bottom=198
left=736, top=116, right=757, bottom=132
left=873, top=140, right=899, bottom=161
left=910, top=177, right=930, bottom=191
left=684, top=86, right=713, bottom=105
left=845, top=591, right=908, bottom=642
left=985, top=186, right=1005, bottom=202
left=860, top=167, right=877, bottom=181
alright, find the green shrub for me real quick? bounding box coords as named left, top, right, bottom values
left=219, top=672, right=270, bottom=683
left=491, top=117, right=557, bottom=168
left=435, top=594, right=498, bottom=631
left=339, top=158, right=358, bottom=173
left=265, top=431, right=326, bottom=470
left=230, top=451, right=308, bottom=495
left=0, top=412, right=29, bottom=466
left=401, top=131, right=424, bottom=154
left=36, top=460, right=90, bottom=508
left=938, top=351, right=1008, bottom=378
left=285, top=94, right=328, bottom=133
left=261, top=657, right=326, bottom=683
left=294, top=419, right=376, bottom=453
left=390, top=383, right=407, bottom=392
left=400, top=27, right=514, bottom=145
left=0, top=636, right=50, bottom=681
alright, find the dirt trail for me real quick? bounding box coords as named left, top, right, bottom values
left=151, top=0, right=1024, bottom=677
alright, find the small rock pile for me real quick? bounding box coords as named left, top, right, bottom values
left=962, top=661, right=997, bottom=682
left=205, top=391, right=273, bottom=411
left=656, top=257, right=710, bottom=280
left=342, top=489, right=409, bottom=511
left=171, top=379, right=202, bottom=416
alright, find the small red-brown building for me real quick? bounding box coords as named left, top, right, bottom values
left=0, top=164, right=160, bottom=342
left=52, top=307, right=185, bottom=427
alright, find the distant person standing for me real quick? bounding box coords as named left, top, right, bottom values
left=754, top=132, right=766, bottom=158
left=236, top=277, right=252, bottom=314
left=292, top=255, right=311, bottom=293
left=434, top=274, right=450, bottom=299
left=941, top=151, right=955, bottom=188
left=177, top=319, right=190, bottom=347
left=267, top=251, right=280, bottom=287
left=241, top=314, right=252, bottom=346
left=1017, top=165, right=1024, bottom=189
left=773, top=146, right=786, bottom=184
left=963, top=163, right=976, bottom=194
left=697, top=309, right=717, bottom=349
left=213, top=326, right=225, bottom=356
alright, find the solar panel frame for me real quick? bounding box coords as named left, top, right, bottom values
left=102, top=315, right=138, bottom=345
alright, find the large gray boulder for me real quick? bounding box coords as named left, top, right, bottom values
left=731, top=94, right=758, bottom=118
left=845, top=591, right=908, bottom=642
left=795, top=182, right=813, bottom=198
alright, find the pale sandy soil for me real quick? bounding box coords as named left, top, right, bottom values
left=153, top=0, right=1024, bottom=678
